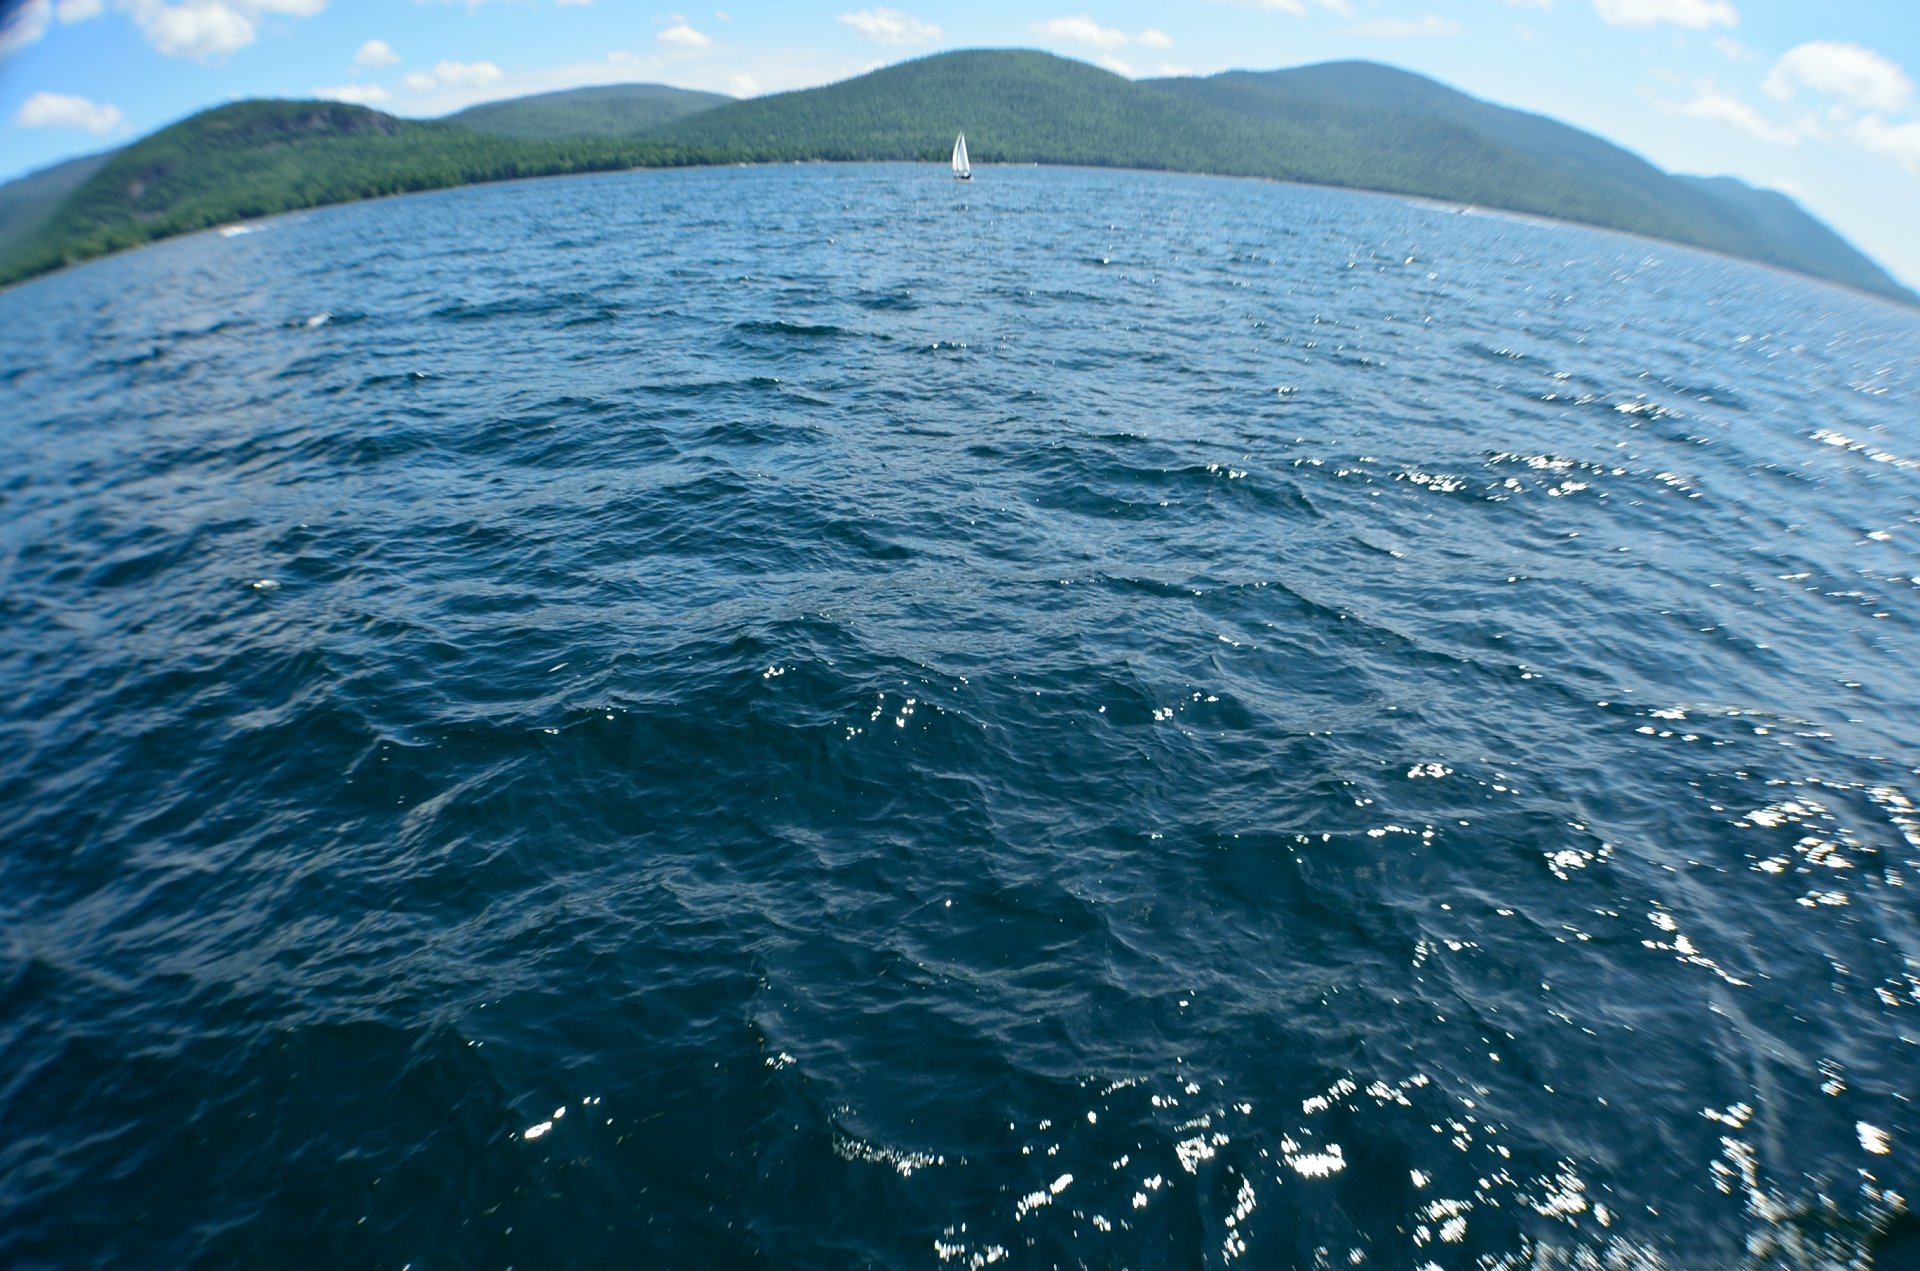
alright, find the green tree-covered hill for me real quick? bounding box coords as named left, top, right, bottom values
left=446, top=83, right=731, bottom=139
left=0, top=148, right=117, bottom=263
left=1672, top=173, right=1896, bottom=296
left=0, top=100, right=718, bottom=284
left=1, top=49, right=1910, bottom=305
left=1155, top=62, right=1904, bottom=299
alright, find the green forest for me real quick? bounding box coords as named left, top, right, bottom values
left=1, top=50, right=1910, bottom=305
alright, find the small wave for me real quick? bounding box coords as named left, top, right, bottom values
left=732, top=318, right=851, bottom=338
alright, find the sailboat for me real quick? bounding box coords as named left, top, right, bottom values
left=951, top=132, right=971, bottom=181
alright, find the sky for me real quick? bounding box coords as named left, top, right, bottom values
left=1, top=0, right=1916, bottom=288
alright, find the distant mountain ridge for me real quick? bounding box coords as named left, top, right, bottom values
left=447, top=83, right=731, bottom=139
left=0, top=149, right=116, bottom=263
left=1151, top=62, right=1901, bottom=300
left=0, top=50, right=1910, bottom=306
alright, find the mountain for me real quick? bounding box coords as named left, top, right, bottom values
left=1153, top=62, right=1908, bottom=300
left=446, top=83, right=730, bottom=139
left=0, top=50, right=1911, bottom=306
left=644, top=52, right=1913, bottom=303
left=1673, top=173, right=1900, bottom=297
left=0, top=99, right=691, bottom=283
left=0, top=148, right=117, bottom=262
left=643, top=48, right=1265, bottom=165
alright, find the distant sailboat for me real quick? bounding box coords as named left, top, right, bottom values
left=951, top=132, right=971, bottom=181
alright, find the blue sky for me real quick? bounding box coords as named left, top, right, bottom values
left=2, top=0, right=1917, bottom=288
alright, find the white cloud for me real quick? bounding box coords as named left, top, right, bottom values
left=131, top=2, right=257, bottom=59
left=713, top=8, right=731, bottom=19
left=837, top=7, right=940, bottom=46
left=117, top=0, right=328, bottom=61
left=313, top=82, right=390, bottom=105
left=1853, top=113, right=1920, bottom=173
left=554, top=0, right=592, bottom=6
left=1763, top=42, right=1912, bottom=114
left=728, top=71, right=758, bottom=96
left=431, top=59, right=503, bottom=85
left=1211, top=0, right=1351, bottom=15
left=1503, top=0, right=1552, bottom=8
left=1681, top=89, right=1796, bottom=144
left=16, top=89, right=124, bottom=132
left=354, top=37, right=397, bottom=67
left=1353, top=14, right=1462, bottom=37
left=0, top=0, right=53, bottom=54
left=1026, top=15, right=1177, bottom=65
left=397, top=59, right=504, bottom=93
left=1031, top=14, right=1173, bottom=52
left=1592, top=0, right=1736, bottom=29
left=1033, top=15, right=1129, bottom=48
left=0, top=0, right=100, bottom=56
left=1711, top=36, right=1756, bottom=61
left=658, top=16, right=711, bottom=46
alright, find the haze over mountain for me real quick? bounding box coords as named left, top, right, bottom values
left=446, top=84, right=732, bottom=141
left=0, top=50, right=1909, bottom=306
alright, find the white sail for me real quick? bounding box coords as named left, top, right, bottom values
left=952, top=132, right=971, bottom=180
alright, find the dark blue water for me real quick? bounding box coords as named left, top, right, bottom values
left=2, top=163, right=1917, bottom=1269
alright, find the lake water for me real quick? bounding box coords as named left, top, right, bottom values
left=2, top=163, right=1917, bottom=1269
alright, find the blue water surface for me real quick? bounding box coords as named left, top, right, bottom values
left=2, top=163, right=1918, bottom=1269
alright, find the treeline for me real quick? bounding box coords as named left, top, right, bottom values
left=0, top=102, right=737, bottom=285
left=0, top=53, right=1911, bottom=304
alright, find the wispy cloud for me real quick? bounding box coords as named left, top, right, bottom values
left=313, top=82, right=391, bottom=106
left=1352, top=14, right=1462, bottom=38
left=402, top=59, right=503, bottom=92
left=1033, top=15, right=1128, bottom=49
left=837, top=7, right=940, bottom=46
left=1763, top=41, right=1912, bottom=114
left=429, top=59, right=504, bottom=86
left=658, top=15, right=711, bottom=47
left=14, top=89, right=123, bottom=132
left=1592, top=0, right=1736, bottom=30
left=1031, top=15, right=1172, bottom=53
left=1853, top=113, right=1920, bottom=173
left=1681, top=89, right=1796, bottom=144
left=354, top=38, right=398, bottom=68
left=0, top=1, right=53, bottom=57
left=1208, top=0, right=1350, bottom=17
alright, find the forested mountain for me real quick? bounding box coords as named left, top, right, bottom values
left=1153, top=62, right=1906, bottom=299
left=1, top=50, right=1910, bottom=305
left=447, top=83, right=731, bottom=139
left=1673, top=173, right=1898, bottom=296
left=0, top=149, right=117, bottom=263
left=0, top=100, right=715, bottom=284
